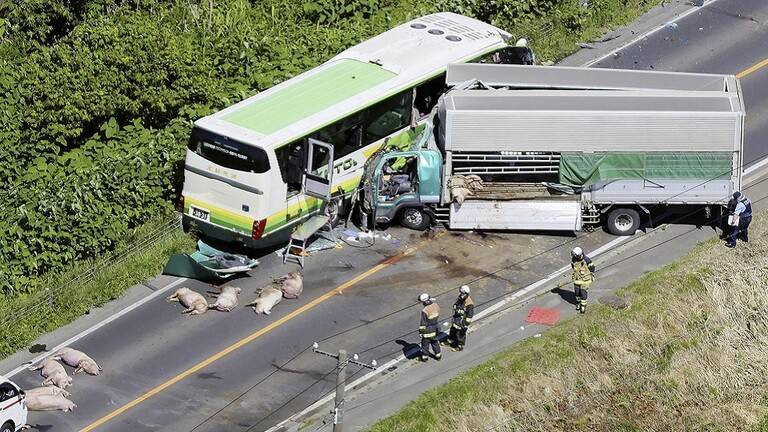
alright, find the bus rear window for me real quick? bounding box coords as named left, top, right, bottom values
left=187, top=128, right=270, bottom=173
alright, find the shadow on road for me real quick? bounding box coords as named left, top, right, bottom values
left=551, top=287, right=578, bottom=305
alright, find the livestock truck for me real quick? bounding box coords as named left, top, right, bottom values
left=359, top=63, right=745, bottom=235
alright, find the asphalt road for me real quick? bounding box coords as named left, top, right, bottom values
left=590, top=0, right=768, bottom=168
left=7, top=0, right=768, bottom=431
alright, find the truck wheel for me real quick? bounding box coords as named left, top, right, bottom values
left=1, top=422, right=13, bottom=432
left=400, top=207, right=431, bottom=231
left=606, top=208, right=641, bottom=236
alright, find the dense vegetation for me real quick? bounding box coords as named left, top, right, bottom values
left=0, top=0, right=661, bottom=292
left=370, top=213, right=768, bottom=431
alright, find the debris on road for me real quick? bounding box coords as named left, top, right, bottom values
left=166, top=287, right=209, bottom=315
left=525, top=307, right=561, bottom=326
left=163, top=240, right=259, bottom=281
left=247, top=287, right=283, bottom=315
left=207, top=286, right=242, bottom=312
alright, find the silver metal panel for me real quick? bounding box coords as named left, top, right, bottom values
left=445, top=111, right=738, bottom=152
left=588, top=179, right=734, bottom=204
left=449, top=200, right=582, bottom=231
left=448, top=91, right=734, bottom=112
left=446, top=63, right=730, bottom=92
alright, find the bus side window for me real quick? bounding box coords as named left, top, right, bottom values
left=313, top=112, right=364, bottom=160
left=275, top=140, right=304, bottom=195
left=363, top=90, right=412, bottom=146
left=414, top=74, right=446, bottom=119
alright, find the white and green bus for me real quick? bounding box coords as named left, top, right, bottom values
left=181, top=12, right=528, bottom=248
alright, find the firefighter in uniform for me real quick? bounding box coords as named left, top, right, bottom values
left=571, top=247, right=595, bottom=314
left=446, top=285, right=474, bottom=351
left=418, top=293, right=441, bottom=362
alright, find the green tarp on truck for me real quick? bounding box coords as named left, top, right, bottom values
left=559, top=152, right=733, bottom=187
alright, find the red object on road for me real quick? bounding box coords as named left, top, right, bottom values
left=525, top=306, right=560, bottom=326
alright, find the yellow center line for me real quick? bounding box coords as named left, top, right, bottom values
left=737, top=57, right=768, bottom=79
left=79, top=232, right=443, bottom=432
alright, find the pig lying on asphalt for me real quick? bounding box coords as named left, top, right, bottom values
left=246, top=287, right=282, bottom=315
left=208, top=286, right=242, bottom=312
left=277, top=272, right=303, bottom=299
left=24, top=386, right=71, bottom=399
left=25, top=393, right=76, bottom=412
left=52, top=347, right=102, bottom=375
left=28, top=359, right=72, bottom=389
left=166, top=287, right=208, bottom=315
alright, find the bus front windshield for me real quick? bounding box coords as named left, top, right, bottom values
left=187, top=128, right=270, bottom=174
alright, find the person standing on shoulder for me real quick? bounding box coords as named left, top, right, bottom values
left=446, top=285, right=475, bottom=352
left=726, top=191, right=752, bottom=247
left=571, top=247, right=595, bottom=314
left=418, top=293, right=441, bottom=362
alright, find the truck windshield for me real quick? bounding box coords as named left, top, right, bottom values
left=187, top=127, right=270, bottom=173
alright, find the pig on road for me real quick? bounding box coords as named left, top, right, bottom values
left=208, top=286, right=242, bottom=312
left=24, top=386, right=71, bottom=399
left=246, top=287, right=282, bottom=315
left=25, top=393, right=76, bottom=412
left=51, top=347, right=102, bottom=376
left=166, top=287, right=208, bottom=315
left=277, top=272, right=303, bottom=299
left=28, top=359, right=72, bottom=389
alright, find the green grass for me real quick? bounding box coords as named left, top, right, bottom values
left=0, top=215, right=195, bottom=360
left=369, top=213, right=768, bottom=432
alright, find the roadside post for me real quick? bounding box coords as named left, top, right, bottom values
left=312, top=342, right=377, bottom=432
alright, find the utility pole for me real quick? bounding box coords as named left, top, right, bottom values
left=312, top=342, right=377, bottom=432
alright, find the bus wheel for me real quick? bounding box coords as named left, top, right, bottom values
left=606, top=208, right=640, bottom=236
left=325, top=198, right=345, bottom=227
left=400, top=207, right=430, bottom=231
left=1, top=422, right=14, bottom=432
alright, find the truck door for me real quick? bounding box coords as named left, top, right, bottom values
left=304, top=138, right=335, bottom=202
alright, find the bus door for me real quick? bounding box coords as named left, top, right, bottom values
left=304, top=138, right=335, bottom=202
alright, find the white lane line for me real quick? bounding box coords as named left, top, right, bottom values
left=581, top=0, right=723, bottom=67
left=744, top=156, right=768, bottom=177
left=266, top=235, right=632, bottom=432
left=4, top=277, right=188, bottom=378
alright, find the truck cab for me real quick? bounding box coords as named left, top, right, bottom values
left=0, top=376, right=27, bottom=432
left=363, top=148, right=442, bottom=231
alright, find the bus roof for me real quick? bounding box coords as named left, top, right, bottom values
left=197, top=12, right=510, bottom=149
left=222, top=59, right=396, bottom=135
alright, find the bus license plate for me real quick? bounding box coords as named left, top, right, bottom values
left=191, top=207, right=210, bottom=221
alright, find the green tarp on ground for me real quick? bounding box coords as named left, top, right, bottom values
left=559, top=152, right=733, bottom=187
